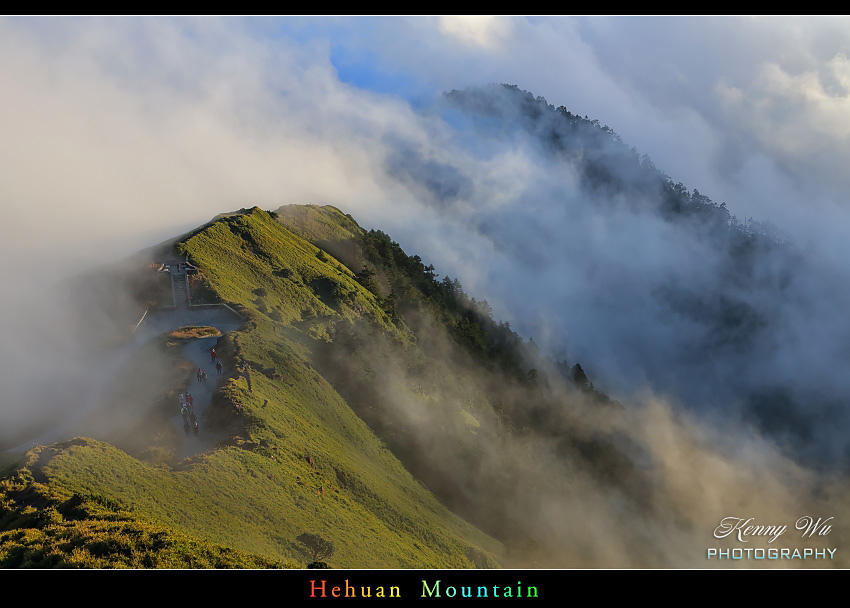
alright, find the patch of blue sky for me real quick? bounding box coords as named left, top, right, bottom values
left=329, top=44, right=434, bottom=107
left=246, top=17, right=437, bottom=107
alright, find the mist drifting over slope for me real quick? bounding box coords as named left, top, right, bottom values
left=385, top=83, right=850, bottom=466
left=2, top=17, right=850, bottom=566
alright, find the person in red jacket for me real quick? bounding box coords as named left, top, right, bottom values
left=210, top=347, right=217, bottom=363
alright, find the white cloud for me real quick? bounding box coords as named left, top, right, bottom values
left=437, top=16, right=514, bottom=51
left=4, top=16, right=850, bottom=564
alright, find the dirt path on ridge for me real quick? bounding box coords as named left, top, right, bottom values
left=9, top=306, right=243, bottom=458
left=174, top=336, right=230, bottom=460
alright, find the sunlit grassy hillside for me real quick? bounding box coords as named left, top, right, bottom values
left=1, top=207, right=501, bottom=568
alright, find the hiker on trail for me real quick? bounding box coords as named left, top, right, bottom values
left=186, top=393, right=194, bottom=411
left=184, top=419, right=191, bottom=436
left=210, top=348, right=217, bottom=363
left=201, top=370, right=208, bottom=383
left=190, top=412, right=199, bottom=437
left=216, top=360, right=223, bottom=376
left=197, top=367, right=203, bottom=382
left=179, top=393, right=186, bottom=408
left=181, top=406, right=189, bottom=423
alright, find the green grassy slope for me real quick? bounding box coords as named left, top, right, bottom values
left=1, top=207, right=501, bottom=568
left=1, top=444, right=293, bottom=568
left=270, top=205, right=640, bottom=560
left=273, top=204, right=363, bottom=243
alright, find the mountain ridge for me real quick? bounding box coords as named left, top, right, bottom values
left=3, top=82, right=844, bottom=569
left=1, top=206, right=510, bottom=568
